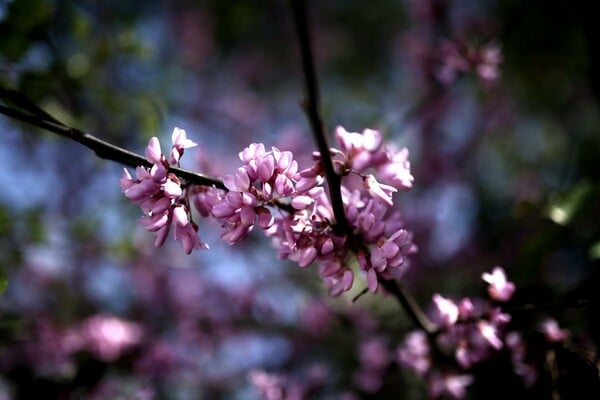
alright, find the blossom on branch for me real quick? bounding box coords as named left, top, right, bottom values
left=396, top=267, right=576, bottom=398
left=120, top=128, right=208, bottom=253
left=122, top=125, right=417, bottom=295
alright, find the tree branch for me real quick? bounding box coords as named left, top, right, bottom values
left=289, top=1, right=435, bottom=335
left=290, top=0, right=348, bottom=235
left=0, top=94, right=226, bottom=190
left=378, top=277, right=437, bottom=335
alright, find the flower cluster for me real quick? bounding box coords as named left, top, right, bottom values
left=122, top=125, right=417, bottom=295
left=397, top=267, right=571, bottom=399
left=188, top=126, right=417, bottom=295
left=197, top=143, right=298, bottom=244
left=119, top=128, right=208, bottom=254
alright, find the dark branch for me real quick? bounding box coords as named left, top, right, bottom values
left=289, top=1, right=435, bottom=335
left=379, top=277, right=437, bottom=335
left=0, top=100, right=226, bottom=190
left=290, top=0, right=348, bottom=235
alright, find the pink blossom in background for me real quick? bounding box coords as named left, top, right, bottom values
left=78, top=314, right=143, bottom=361
left=482, top=266, right=515, bottom=302
left=540, top=318, right=569, bottom=343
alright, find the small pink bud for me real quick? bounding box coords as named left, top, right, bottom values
left=169, top=147, right=180, bottom=165
left=239, top=206, right=256, bottom=226
left=149, top=164, right=167, bottom=182
left=151, top=197, right=172, bottom=215
left=257, top=154, right=275, bottom=182
left=257, top=208, right=274, bottom=229
left=275, top=174, right=294, bottom=196
left=242, top=192, right=257, bottom=207
left=172, top=206, right=189, bottom=227
left=221, top=224, right=252, bottom=244
left=163, top=178, right=182, bottom=198
left=370, top=247, right=386, bottom=270
left=381, top=240, right=400, bottom=259
left=119, top=169, right=134, bottom=191
left=212, top=202, right=236, bottom=218
left=276, top=150, right=294, bottom=171
left=291, top=195, right=313, bottom=210
left=295, top=176, right=318, bottom=192
left=135, top=166, right=151, bottom=180
left=225, top=192, right=243, bottom=208
left=299, top=247, right=318, bottom=268
left=262, top=182, right=273, bottom=201
left=239, top=143, right=265, bottom=163
left=342, top=269, right=354, bottom=291
left=224, top=168, right=250, bottom=191
left=139, top=212, right=169, bottom=232
left=154, top=224, right=170, bottom=247
left=367, top=269, right=378, bottom=293
left=145, top=137, right=162, bottom=165
left=320, top=261, right=341, bottom=277
left=321, top=238, right=334, bottom=255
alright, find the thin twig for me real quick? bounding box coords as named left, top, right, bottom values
left=504, top=297, right=598, bottom=315
left=0, top=103, right=226, bottom=190
left=379, top=277, right=437, bottom=335
left=290, top=0, right=348, bottom=235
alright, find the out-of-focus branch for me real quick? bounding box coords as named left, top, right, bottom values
left=378, top=277, right=437, bottom=335
left=290, top=0, right=348, bottom=235
left=0, top=89, right=226, bottom=190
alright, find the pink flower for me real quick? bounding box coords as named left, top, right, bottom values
left=363, top=174, right=397, bottom=207
left=145, top=137, right=163, bottom=165
left=540, top=318, right=569, bottom=342
left=78, top=315, right=143, bottom=362
left=397, top=330, right=430, bottom=376
left=432, top=294, right=459, bottom=326
left=482, top=267, right=515, bottom=302
left=429, top=373, right=473, bottom=399
left=169, top=127, right=197, bottom=164
left=171, top=127, right=197, bottom=150
left=120, top=131, right=209, bottom=253
left=377, top=147, right=414, bottom=190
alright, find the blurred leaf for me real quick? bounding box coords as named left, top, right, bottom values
left=545, top=181, right=593, bottom=226
left=0, top=268, right=7, bottom=295
left=589, top=239, right=600, bottom=260
left=0, top=0, right=54, bottom=60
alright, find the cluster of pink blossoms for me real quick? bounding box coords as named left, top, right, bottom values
left=397, top=267, right=569, bottom=399
left=120, top=126, right=416, bottom=295
left=119, top=128, right=208, bottom=254
left=198, top=126, right=416, bottom=295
